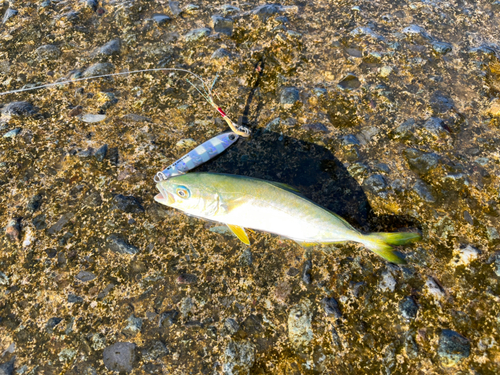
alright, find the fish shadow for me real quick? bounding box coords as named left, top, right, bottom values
left=196, top=129, right=420, bottom=234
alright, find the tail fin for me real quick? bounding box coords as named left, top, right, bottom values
left=361, top=232, right=421, bottom=264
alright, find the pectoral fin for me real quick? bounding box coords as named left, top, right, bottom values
left=227, top=224, right=250, bottom=245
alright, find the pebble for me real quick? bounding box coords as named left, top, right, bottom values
left=402, top=24, right=430, bottom=39
left=80, top=114, right=106, bottom=123
left=0, top=358, right=15, bottom=375
left=265, top=117, right=280, bottom=132
left=0, top=271, right=9, bottom=286
left=47, top=212, right=74, bottom=235
left=341, top=134, right=360, bottom=146
left=151, top=13, right=171, bottom=26
left=80, top=0, right=98, bottom=11
left=2, top=8, right=18, bottom=24
left=451, top=244, right=480, bottom=266
left=399, top=296, right=419, bottom=319
left=363, top=174, right=387, bottom=195
left=142, top=341, right=169, bottom=361
left=486, top=227, right=500, bottom=244
left=180, top=297, right=194, bottom=317
left=403, top=148, right=440, bottom=175
left=36, top=45, right=62, bottom=60
left=32, top=214, right=47, bottom=230
left=122, top=114, right=152, bottom=122
left=96, top=39, right=121, bottom=56
left=378, top=269, right=397, bottom=292
left=432, top=41, right=452, bottom=55
left=112, top=194, right=145, bottom=213
left=412, top=180, right=436, bottom=203
left=222, top=340, right=256, bottom=375
left=68, top=294, right=83, bottom=304
left=158, top=310, right=179, bottom=327
left=221, top=4, right=240, bottom=17
left=76, top=270, right=96, bottom=282
left=302, top=122, right=330, bottom=133
left=5, top=219, right=21, bottom=242
left=106, top=235, right=139, bottom=255
left=492, top=253, right=500, bottom=277
left=82, top=62, right=114, bottom=77
left=425, top=276, right=445, bottom=300
left=350, top=26, right=383, bottom=40
left=224, top=318, right=240, bottom=335
left=280, top=87, right=300, bottom=108
left=487, top=99, right=500, bottom=117
left=298, top=260, right=311, bottom=285
left=321, top=297, right=342, bottom=319
left=1, top=101, right=38, bottom=116
left=184, top=27, right=211, bottom=42
left=103, top=342, right=136, bottom=373
left=46, top=317, right=63, bottom=332
left=176, top=273, right=197, bottom=284
left=94, top=144, right=108, bottom=162
left=251, top=4, right=282, bottom=21
left=212, top=15, right=233, bottom=36
left=288, top=299, right=313, bottom=348
left=379, top=66, right=393, bottom=78
left=168, top=1, right=182, bottom=17
left=338, top=73, right=361, bottom=91
left=211, top=47, right=231, bottom=59
left=239, top=248, right=253, bottom=266
left=422, top=117, right=449, bottom=136
left=3, top=128, right=21, bottom=138
left=437, top=329, right=470, bottom=366
left=123, top=315, right=142, bottom=336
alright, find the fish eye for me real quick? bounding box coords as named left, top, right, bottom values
left=176, top=186, right=190, bottom=198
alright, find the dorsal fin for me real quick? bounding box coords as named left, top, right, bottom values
left=265, top=181, right=302, bottom=194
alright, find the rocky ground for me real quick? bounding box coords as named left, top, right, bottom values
left=1, top=0, right=500, bottom=373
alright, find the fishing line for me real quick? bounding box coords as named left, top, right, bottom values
left=0, top=67, right=252, bottom=182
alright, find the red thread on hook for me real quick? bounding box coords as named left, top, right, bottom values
left=217, top=107, right=226, bottom=117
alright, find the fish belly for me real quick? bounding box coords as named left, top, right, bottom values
left=218, top=194, right=358, bottom=243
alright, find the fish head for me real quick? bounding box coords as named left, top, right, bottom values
left=155, top=174, right=215, bottom=214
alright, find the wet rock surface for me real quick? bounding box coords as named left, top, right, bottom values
left=0, top=0, right=499, bottom=373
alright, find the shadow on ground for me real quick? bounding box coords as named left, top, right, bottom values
left=196, top=129, right=421, bottom=234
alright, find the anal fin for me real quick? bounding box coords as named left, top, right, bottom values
left=227, top=224, right=250, bottom=245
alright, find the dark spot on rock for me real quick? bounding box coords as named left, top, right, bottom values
left=287, top=267, right=300, bottom=277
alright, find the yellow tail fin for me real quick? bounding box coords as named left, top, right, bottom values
left=362, top=232, right=421, bottom=264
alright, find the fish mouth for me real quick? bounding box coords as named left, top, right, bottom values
left=154, top=188, right=175, bottom=205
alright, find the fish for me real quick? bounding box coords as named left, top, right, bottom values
left=154, top=173, right=420, bottom=264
